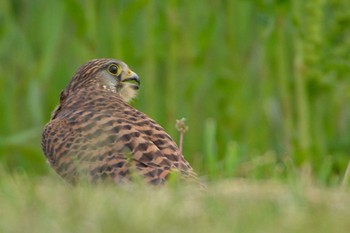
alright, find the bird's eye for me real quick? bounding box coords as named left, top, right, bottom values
left=108, top=64, right=119, bottom=75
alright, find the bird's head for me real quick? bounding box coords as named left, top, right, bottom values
left=65, top=58, right=140, bottom=102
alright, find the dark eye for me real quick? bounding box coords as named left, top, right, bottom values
left=108, top=64, right=119, bottom=74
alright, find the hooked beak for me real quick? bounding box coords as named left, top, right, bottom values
left=122, top=70, right=140, bottom=89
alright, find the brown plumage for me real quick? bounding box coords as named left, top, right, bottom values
left=41, top=58, right=197, bottom=185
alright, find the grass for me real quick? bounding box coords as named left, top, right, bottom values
left=1, top=171, right=350, bottom=233
left=1, top=1, right=350, bottom=231
left=1, top=0, right=350, bottom=181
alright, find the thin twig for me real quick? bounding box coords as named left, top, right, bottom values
left=179, top=131, right=184, bottom=154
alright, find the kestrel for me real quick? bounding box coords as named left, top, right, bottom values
left=41, top=58, right=197, bottom=185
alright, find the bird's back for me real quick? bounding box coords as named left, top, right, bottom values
left=42, top=86, right=195, bottom=184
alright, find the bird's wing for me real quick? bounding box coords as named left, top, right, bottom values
left=97, top=112, right=196, bottom=184
left=42, top=110, right=196, bottom=184
left=42, top=118, right=80, bottom=183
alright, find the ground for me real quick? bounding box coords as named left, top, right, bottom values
left=1, top=171, right=350, bottom=233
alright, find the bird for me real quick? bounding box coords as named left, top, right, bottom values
left=41, top=58, right=197, bottom=185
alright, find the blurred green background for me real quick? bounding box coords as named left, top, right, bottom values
left=1, top=0, right=350, bottom=183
